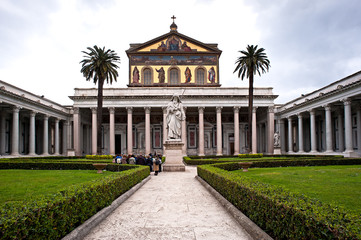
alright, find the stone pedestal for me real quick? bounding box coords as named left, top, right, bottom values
left=273, top=146, right=281, bottom=155
left=163, top=139, right=185, bottom=172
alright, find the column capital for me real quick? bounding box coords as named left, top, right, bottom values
left=30, top=111, right=37, bottom=117
left=108, top=107, right=115, bottom=114
left=323, top=104, right=332, bottom=111
left=268, top=106, right=274, bottom=113
left=233, top=106, right=240, bottom=113
left=342, top=98, right=352, bottom=106
left=216, top=106, right=223, bottom=113
left=91, top=107, right=97, bottom=114
left=73, top=107, right=79, bottom=114
left=198, top=106, right=205, bottom=114
left=252, top=106, right=258, bottom=113
left=287, top=116, right=293, bottom=121
left=126, top=107, right=133, bottom=114
left=183, top=106, right=187, bottom=113
left=43, top=114, right=49, bottom=120
left=308, top=109, right=316, bottom=115
left=54, top=118, right=60, bottom=123
left=144, top=106, right=151, bottom=114
left=12, top=106, right=21, bottom=113
left=297, top=113, right=303, bottom=118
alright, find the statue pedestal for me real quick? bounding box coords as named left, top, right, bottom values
left=273, top=146, right=281, bottom=155
left=163, top=139, right=185, bottom=172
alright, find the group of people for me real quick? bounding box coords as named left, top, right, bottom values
left=113, top=153, right=163, bottom=175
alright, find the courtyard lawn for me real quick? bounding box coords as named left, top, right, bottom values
left=236, top=165, right=361, bottom=214
left=0, top=169, right=116, bottom=205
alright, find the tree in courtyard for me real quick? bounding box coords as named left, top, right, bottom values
left=234, top=45, right=270, bottom=153
left=80, top=45, right=120, bottom=155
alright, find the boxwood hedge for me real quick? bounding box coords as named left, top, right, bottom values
left=0, top=163, right=149, bottom=239
left=197, top=163, right=361, bottom=239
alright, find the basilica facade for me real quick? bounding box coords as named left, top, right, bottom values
left=1, top=22, right=361, bottom=158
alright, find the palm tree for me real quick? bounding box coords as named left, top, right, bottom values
left=234, top=45, right=270, bottom=153
left=80, top=45, right=120, bottom=155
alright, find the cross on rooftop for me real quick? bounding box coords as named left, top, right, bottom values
left=171, top=15, right=176, bottom=23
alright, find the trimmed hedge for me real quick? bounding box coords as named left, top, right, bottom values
left=238, top=153, right=263, bottom=158
left=0, top=163, right=149, bottom=239
left=184, top=155, right=360, bottom=166
left=85, top=155, right=113, bottom=159
left=197, top=163, right=361, bottom=239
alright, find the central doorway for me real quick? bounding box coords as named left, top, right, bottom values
left=115, top=134, right=121, bottom=154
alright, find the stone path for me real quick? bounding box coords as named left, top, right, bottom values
left=83, top=166, right=253, bottom=240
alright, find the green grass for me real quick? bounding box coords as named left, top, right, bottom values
left=0, top=169, right=116, bottom=205
left=236, top=165, right=361, bottom=214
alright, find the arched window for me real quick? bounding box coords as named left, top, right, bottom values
left=169, top=68, right=179, bottom=85
left=143, top=68, right=152, bottom=85
left=196, top=68, right=205, bottom=85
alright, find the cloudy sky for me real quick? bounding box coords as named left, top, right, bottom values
left=1, top=0, right=360, bottom=105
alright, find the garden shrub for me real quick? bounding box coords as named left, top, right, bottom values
left=184, top=155, right=360, bottom=166
left=197, top=163, right=361, bottom=239
left=0, top=164, right=149, bottom=239
left=85, top=155, right=113, bottom=160
left=238, top=153, right=263, bottom=158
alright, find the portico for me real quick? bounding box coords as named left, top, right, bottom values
left=275, top=71, right=361, bottom=157
left=70, top=87, right=277, bottom=156
left=0, top=80, right=71, bottom=157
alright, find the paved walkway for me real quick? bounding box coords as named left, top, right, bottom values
left=84, top=166, right=252, bottom=240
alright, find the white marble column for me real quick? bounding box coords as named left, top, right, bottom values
left=145, top=107, right=151, bottom=155
left=109, top=107, right=115, bottom=155
left=198, top=107, right=205, bottom=156
left=324, top=104, right=333, bottom=153
left=298, top=113, right=304, bottom=153
left=29, top=111, right=36, bottom=155
left=288, top=117, right=293, bottom=153
left=73, top=107, right=81, bottom=156
left=43, top=115, right=49, bottom=155
left=91, top=107, right=97, bottom=155
left=216, top=106, right=223, bottom=156
left=62, top=120, right=68, bottom=155
left=267, top=106, right=275, bottom=154
left=162, top=107, right=167, bottom=154
left=252, top=107, right=257, bottom=154
left=11, top=106, right=20, bottom=155
left=127, top=107, right=133, bottom=155
left=0, top=112, right=6, bottom=155
left=54, top=118, right=59, bottom=155
left=343, top=99, right=353, bottom=153
left=309, top=109, right=317, bottom=153
left=233, top=106, right=240, bottom=155
left=357, top=106, right=361, bottom=154
left=337, top=110, right=344, bottom=152
left=182, top=107, right=187, bottom=155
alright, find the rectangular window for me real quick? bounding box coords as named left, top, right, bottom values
left=132, top=127, right=137, bottom=149
left=188, top=125, right=197, bottom=148
left=152, top=126, right=162, bottom=149
left=212, top=127, right=217, bottom=148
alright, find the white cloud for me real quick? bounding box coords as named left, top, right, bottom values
left=0, top=0, right=360, bottom=105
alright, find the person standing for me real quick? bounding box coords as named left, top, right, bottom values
left=153, top=156, right=160, bottom=176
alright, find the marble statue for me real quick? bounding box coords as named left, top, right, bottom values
left=274, top=131, right=280, bottom=147
left=166, top=94, right=185, bottom=140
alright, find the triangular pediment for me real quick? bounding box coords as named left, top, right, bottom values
left=126, top=31, right=221, bottom=55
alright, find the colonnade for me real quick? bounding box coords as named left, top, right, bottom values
left=73, top=106, right=275, bottom=156
left=277, top=98, right=360, bottom=156
left=0, top=106, right=69, bottom=156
